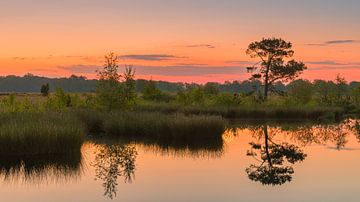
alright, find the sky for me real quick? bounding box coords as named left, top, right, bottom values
left=0, top=0, right=359, bottom=83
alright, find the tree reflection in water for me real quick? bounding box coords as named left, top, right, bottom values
left=290, top=119, right=359, bottom=150
left=91, top=135, right=224, bottom=199
left=245, top=125, right=307, bottom=186
left=355, top=121, right=360, bottom=141
left=243, top=119, right=360, bottom=186
left=92, top=144, right=137, bottom=199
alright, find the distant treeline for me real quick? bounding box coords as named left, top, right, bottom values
left=0, top=73, right=359, bottom=94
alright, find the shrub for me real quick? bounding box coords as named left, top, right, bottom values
left=40, top=83, right=50, bottom=97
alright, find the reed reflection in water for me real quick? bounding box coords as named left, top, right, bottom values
left=0, top=119, right=359, bottom=201
left=0, top=152, right=82, bottom=184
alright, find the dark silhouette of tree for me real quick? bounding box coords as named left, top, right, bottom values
left=246, top=38, right=307, bottom=100
left=246, top=125, right=307, bottom=185
left=92, top=144, right=137, bottom=199
left=40, top=83, right=50, bottom=96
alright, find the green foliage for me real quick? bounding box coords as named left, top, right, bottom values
left=121, top=66, right=137, bottom=108
left=246, top=37, right=307, bottom=100
left=176, top=87, right=205, bottom=105
left=213, top=93, right=242, bottom=106
left=96, top=53, right=122, bottom=111
left=352, top=85, right=360, bottom=107
left=96, top=79, right=123, bottom=110
left=96, top=53, right=137, bottom=111
left=313, top=75, right=352, bottom=108
left=46, top=88, right=72, bottom=110
left=0, top=94, right=37, bottom=112
left=314, top=80, right=336, bottom=105
left=142, top=80, right=162, bottom=100
left=204, top=82, right=220, bottom=95
left=334, top=74, right=351, bottom=107
left=287, top=79, right=314, bottom=104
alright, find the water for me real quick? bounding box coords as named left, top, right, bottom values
left=1, top=120, right=360, bottom=202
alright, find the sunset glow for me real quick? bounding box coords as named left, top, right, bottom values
left=1, top=0, right=360, bottom=83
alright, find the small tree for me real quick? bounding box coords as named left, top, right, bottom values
left=334, top=74, right=350, bottom=107
left=122, top=65, right=137, bottom=107
left=96, top=52, right=121, bottom=111
left=41, top=83, right=50, bottom=96
left=96, top=52, right=136, bottom=110
left=246, top=38, right=307, bottom=100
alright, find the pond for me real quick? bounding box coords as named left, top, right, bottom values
left=1, top=119, right=360, bottom=202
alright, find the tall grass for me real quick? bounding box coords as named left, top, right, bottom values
left=0, top=111, right=84, bottom=156
left=77, top=110, right=227, bottom=140
left=136, top=103, right=344, bottom=120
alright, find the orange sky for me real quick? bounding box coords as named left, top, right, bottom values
left=1, top=0, right=359, bottom=83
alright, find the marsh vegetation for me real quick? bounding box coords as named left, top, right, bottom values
left=0, top=38, right=359, bottom=162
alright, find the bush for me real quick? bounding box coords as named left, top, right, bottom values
left=45, top=88, right=72, bottom=110
left=40, top=83, right=50, bottom=96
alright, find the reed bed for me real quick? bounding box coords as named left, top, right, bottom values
left=0, top=111, right=84, bottom=156
left=77, top=110, right=227, bottom=140
left=136, top=103, right=344, bottom=120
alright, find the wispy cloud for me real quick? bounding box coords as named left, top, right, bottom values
left=55, top=64, right=248, bottom=77
left=32, top=68, right=59, bottom=73
left=306, top=60, right=348, bottom=65
left=326, top=146, right=360, bottom=151
left=119, top=54, right=179, bottom=61
left=225, top=60, right=253, bottom=65
left=306, top=60, right=360, bottom=71
left=131, top=65, right=247, bottom=77
left=173, top=63, right=208, bottom=66
left=305, top=43, right=328, bottom=47
left=306, top=39, right=359, bottom=46
left=57, top=65, right=100, bottom=74
left=12, top=57, right=26, bottom=60
left=185, top=44, right=216, bottom=49
left=325, top=40, right=357, bottom=45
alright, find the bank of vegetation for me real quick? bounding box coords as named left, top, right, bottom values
left=1, top=38, right=360, bottom=156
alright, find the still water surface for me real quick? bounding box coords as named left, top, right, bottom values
left=1, top=120, right=360, bottom=202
